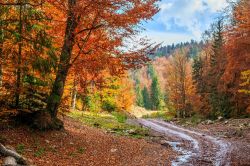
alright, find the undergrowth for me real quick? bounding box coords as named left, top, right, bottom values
left=68, top=111, right=149, bottom=139
left=142, top=111, right=174, bottom=121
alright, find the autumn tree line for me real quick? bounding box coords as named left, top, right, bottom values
left=0, top=0, right=159, bottom=129
left=192, top=0, right=250, bottom=119
left=153, top=40, right=203, bottom=58
left=135, top=0, right=249, bottom=119
left=134, top=64, right=165, bottom=111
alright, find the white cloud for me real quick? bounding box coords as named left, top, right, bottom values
left=205, top=0, right=228, bottom=12
left=157, top=0, right=228, bottom=39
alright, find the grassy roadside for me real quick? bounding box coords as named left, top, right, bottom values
left=142, top=111, right=175, bottom=121
left=177, top=114, right=205, bottom=126
left=68, top=111, right=149, bottom=139
left=141, top=111, right=205, bottom=126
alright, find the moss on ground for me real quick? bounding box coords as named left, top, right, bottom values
left=142, top=111, right=174, bottom=121
left=68, top=111, right=149, bottom=138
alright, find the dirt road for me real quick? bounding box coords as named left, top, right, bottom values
left=138, top=119, right=232, bottom=166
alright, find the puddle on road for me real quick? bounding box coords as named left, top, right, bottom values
left=153, top=120, right=231, bottom=166
left=138, top=119, right=199, bottom=166
left=140, top=119, right=231, bottom=166
left=166, top=141, right=194, bottom=166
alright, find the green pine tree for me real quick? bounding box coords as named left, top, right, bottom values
left=147, top=64, right=156, bottom=78
left=192, top=56, right=204, bottom=94
left=135, top=78, right=144, bottom=107
left=142, top=86, right=151, bottom=110
left=150, top=76, right=162, bottom=110
left=208, top=19, right=233, bottom=118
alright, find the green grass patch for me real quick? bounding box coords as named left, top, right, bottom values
left=34, top=147, right=45, bottom=157
left=68, top=111, right=149, bottom=139
left=190, top=114, right=204, bottom=124
left=178, top=114, right=205, bottom=126
left=67, top=147, right=85, bottom=157
left=111, top=112, right=127, bottom=123
left=78, top=147, right=85, bottom=154
left=142, top=111, right=174, bottom=121
left=16, top=144, right=25, bottom=154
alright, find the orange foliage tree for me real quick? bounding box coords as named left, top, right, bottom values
left=0, top=1, right=56, bottom=111
left=166, top=48, right=198, bottom=118
left=222, top=0, right=250, bottom=116
left=0, top=0, right=159, bottom=129
left=36, top=0, right=159, bottom=129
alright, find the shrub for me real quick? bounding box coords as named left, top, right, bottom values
left=112, top=112, right=127, bottom=123
left=142, top=111, right=174, bottom=121
left=102, top=100, right=117, bottom=112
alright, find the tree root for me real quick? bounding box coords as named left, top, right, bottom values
left=32, top=111, right=64, bottom=130
left=16, top=110, right=64, bottom=131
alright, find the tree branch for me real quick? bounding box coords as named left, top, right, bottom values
left=76, top=24, right=103, bottom=35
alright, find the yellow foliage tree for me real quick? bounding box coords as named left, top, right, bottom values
left=239, top=70, right=250, bottom=94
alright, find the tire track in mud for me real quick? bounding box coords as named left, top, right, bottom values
left=138, top=119, right=231, bottom=166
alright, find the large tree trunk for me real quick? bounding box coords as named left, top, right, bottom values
left=15, top=1, right=23, bottom=107
left=41, top=0, right=77, bottom=129
left=0, top=38, right=3, bottom=88
left=0, top=16, right=3, bottom=88
left=71, top=77, right=77, bottom=111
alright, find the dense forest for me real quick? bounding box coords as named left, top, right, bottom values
left=0, top=0, right=249, bottom=165
left=0, top=0, right=159, bottom=130
left=152, top=40, right=203, bottom=58
left=134, top=0, right=249, bottom=119
left=0, top=0, right=249, bottom=129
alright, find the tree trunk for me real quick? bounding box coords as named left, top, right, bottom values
left=0, top=16, right=3, bottom=88
left=15, top=1, right=23, bottom=107
left=0, top=39, right=3, bottom=88
left=72, top=90, right=77, bottom=111
left=45, top=0, right=77, bottom=126
left=70, top=76, right=77, bottom=111
left=71, top=84, right=77, bottom=111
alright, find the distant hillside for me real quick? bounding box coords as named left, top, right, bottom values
left=150, top=40, right=204, bottom=59
left=135, top=40, right=203, bottom=89
left=132, top=40, right=204, bottom=110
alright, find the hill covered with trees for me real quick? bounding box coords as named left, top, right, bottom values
left=133, top=0, right=250, bottom=119
left=0, top=0, right=249, bottom=165
left=150, top=40, right=204, bottom=59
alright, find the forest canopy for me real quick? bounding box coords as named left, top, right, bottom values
left=0, top=0, right=159, bottom=129
left=134, top=0, right=250, bottom=119
left=0, top=0, right=249, bottom=130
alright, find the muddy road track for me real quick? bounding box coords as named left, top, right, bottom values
left=138, top=119, right=232, bottom=166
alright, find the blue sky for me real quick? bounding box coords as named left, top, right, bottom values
left=142, top=0, right=228, bottom=45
